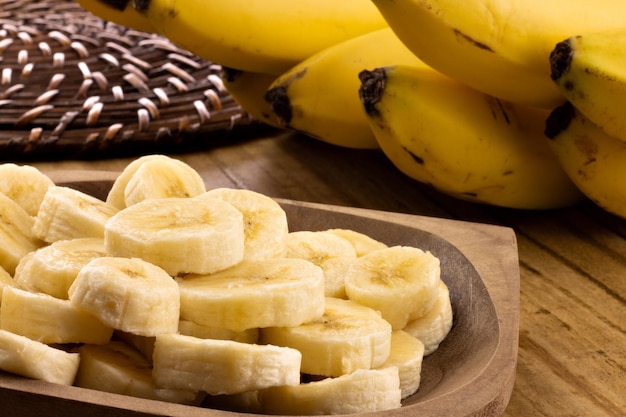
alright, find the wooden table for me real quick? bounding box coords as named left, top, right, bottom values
left=25, top=128, right=626, bottom=417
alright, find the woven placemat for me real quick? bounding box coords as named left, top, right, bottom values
left=0, top=0, right=260, bottom=160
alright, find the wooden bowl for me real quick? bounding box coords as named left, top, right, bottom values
left=0, top=171, right=520, bottom=417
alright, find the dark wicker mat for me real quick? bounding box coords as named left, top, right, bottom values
left=0, top=0, right=260, bottom=160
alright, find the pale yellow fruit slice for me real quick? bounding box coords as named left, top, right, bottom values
left=178, top=319, right=259, bottom=344
left=325, top=228, right=388, bottom=256
left=0, top=192, right=42, bottom=275
left=379, top=330, right=425, bottom=399
left=261, top=297, right=392, bottom=377
left=0, top=163, right=54, bottom=216
left=177, top=257, right=325, bottom=331
left=345, top=245, right=441, bottom=329
left=152, top=333, right=302, bottom=395
left=105, top=196, right=244, bottom=276
left=68, top=257, right=180, bottom=336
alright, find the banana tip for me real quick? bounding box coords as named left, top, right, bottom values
left=550, top=38, right=575, bottom=81
left=358, top=68, right=386, bottom=117
left=545, top=101, right=576, bottom=139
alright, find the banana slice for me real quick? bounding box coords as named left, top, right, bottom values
left=0, top=266, right=17, bottom=306
left=177, top=257, right=325, bottom=331
left=0, top=328, right=80, bottom=385
left=380, top=330, right=425, bottom=399
left=0, top=192, right=43, bottom=275
left=261, top=297, right=392, bottom=377
left=178, top=319, right=259, bottom=344
left=325, top=228, right=388, bottom=256
left=68, top=257, right=180, bottom=336
left=259, top=366, right=402, bottom=415
left=105, top=196, right=245, bottom=276
left=345, top=245, right=441, bottom=330
left=285, top=230, right=357, bottom=297
left=32, top=185, right=119, bottom=244
left=0, top=286, right=113, bottom=345
left=0, top=163, right=54, bottom=216
left=13, top=237, right=107, bottom=299
left=199, top=188, right=289, bottom=261
left=123, top=155, right=206, bottom=207
left=152, top=333, right=302, bottom=395
left=76, top=340, right=203, bottom=405
left=403, top=279, right=454, bottom=356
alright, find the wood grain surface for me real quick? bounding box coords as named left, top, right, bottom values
left=27, top=128, right=626, bottom=417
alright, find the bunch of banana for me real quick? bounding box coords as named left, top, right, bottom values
left=0, top=155, right=454, bottom=413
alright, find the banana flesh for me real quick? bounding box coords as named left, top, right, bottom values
left=359, top=65, right=586, bottom=209
left=0, top=164, right=54, bottom=217
left=0, top=192, right=42, bottom=275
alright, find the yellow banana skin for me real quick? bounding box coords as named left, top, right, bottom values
left=370, top=0, right=626, bottom=108
left=133, top=0, right=388, bottom=75
left=545, top=102, right=626, bottom=219
left=358, top=65, right=586, bottom=209
left=220, top=68, right=282, bottom=129
left=550, top=30, right=626, bottom=143
left=264, top=28, right=428, bottom=149
left=77, top=0, right=156, bottom=33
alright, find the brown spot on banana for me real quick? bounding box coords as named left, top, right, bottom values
left=265, top=86, right=293, bottom=125
left=453, top=30, right=494, bottom=52
left=402, top=147, right=425, bottom=165
left=550, top=38, right=575, bottom=82
left=544, top=101, right=575, bottom=139
left=358, top=68, right=387, bottom=118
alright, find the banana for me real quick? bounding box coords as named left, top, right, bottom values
left=544, top=101, right=626, bottom=220
left=199, top=188, right=289, bottom=261
left=75, top=340, right=203, bottom=404
left=370, top=0, right=626, bottom=107
left=259, top=366, right=402, bottom=415
left=0, top=328, right=80, bottom=386
left=264, top=28, right=427, bottom=149
left=33, top=185, right=120, bottom=244
left=176, top=258, right=325, bottom=331
left=379, top=330, right=425, bottom=399
left=220, top=68, right=283, bottom=128
left=133, top=0, right=388, bottom=75
left=260, top=297, right=392, bottom=377
left=152, top=333, right=302, bottom=395
left=104, top=196, right=244, bottom=276
left=324, top=228, right=388, bottom=257
left=550, top=29, right=626, bottom=143
left=178, top=319, right=259, bottom=344
left=358, top=65, right=587, bottom=209
left=284, top=230, right=357, bottom=298
left=0, top=267, right=16, bottom=305
left=1, top=286, right=113, bottom=345
left=344, top=245, right=441, bottom=330
left=13, top=237, right=107, bottom=299
left=68, top=256, right=180, bottom=336
left=76, top=0, right=157, bottom=33
left=0, top=192, right=43, bottom=275
left=403, top=280, right=453, bottom=356
left=122, top=155, right=207, bottom=208
left=0, top=163, right=54, bottom=217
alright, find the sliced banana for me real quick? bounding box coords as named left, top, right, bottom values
left=13, top=237, right=107, bottom=299
left=199, top=188, right=289, bottom=261
left=259, top=366, right=402, bottom=415
left=285, top=230, right=357, bottom=297
left=76, top=340, right=203, bottom=405
left=325, top=228, right=388, bottom=256
left=0, top=163, right=54, bottom=216
left=68, top=257, right=180, bottom=336
left=261, top=297, right=392, bottom=377
left=123, top=155, right=206, bottom=207
left=380, top=330, right=425, bottom=399
left=0, top=192, right=43, bottom=275
left=345, top=245, right=441, bottom=330
left=104, top=196, right=244, bottom=276
left=152, top=333, right=302, bottom=395
left=1, top=286, right=113, bottom=345
left=177, top=257, right=325, bottom=331
left=0, top=328, right=80, bottom=385
left=403, top=279, right=454, bottom=356
left=178, top=319, right=259, bottom=344
left=32, top=185, right=119, bottom=243
left=0, top=266, right=17, bottom=305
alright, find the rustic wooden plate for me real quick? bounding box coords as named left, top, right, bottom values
left=0, top=170, right=520, bottom=417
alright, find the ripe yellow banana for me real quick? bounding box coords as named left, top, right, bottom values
left=544, top=102, right=626, bottom=220
left=77, top=0, right=157, bottom=33
left=133, top=0, right=388, bottom=75
left=264, top=28, right=427, bottom=149
left=370, top=0, right=626, bottom=108
left=359, top=65, right=586, bottom=209
left=550, top=29, right=626, bottom=143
